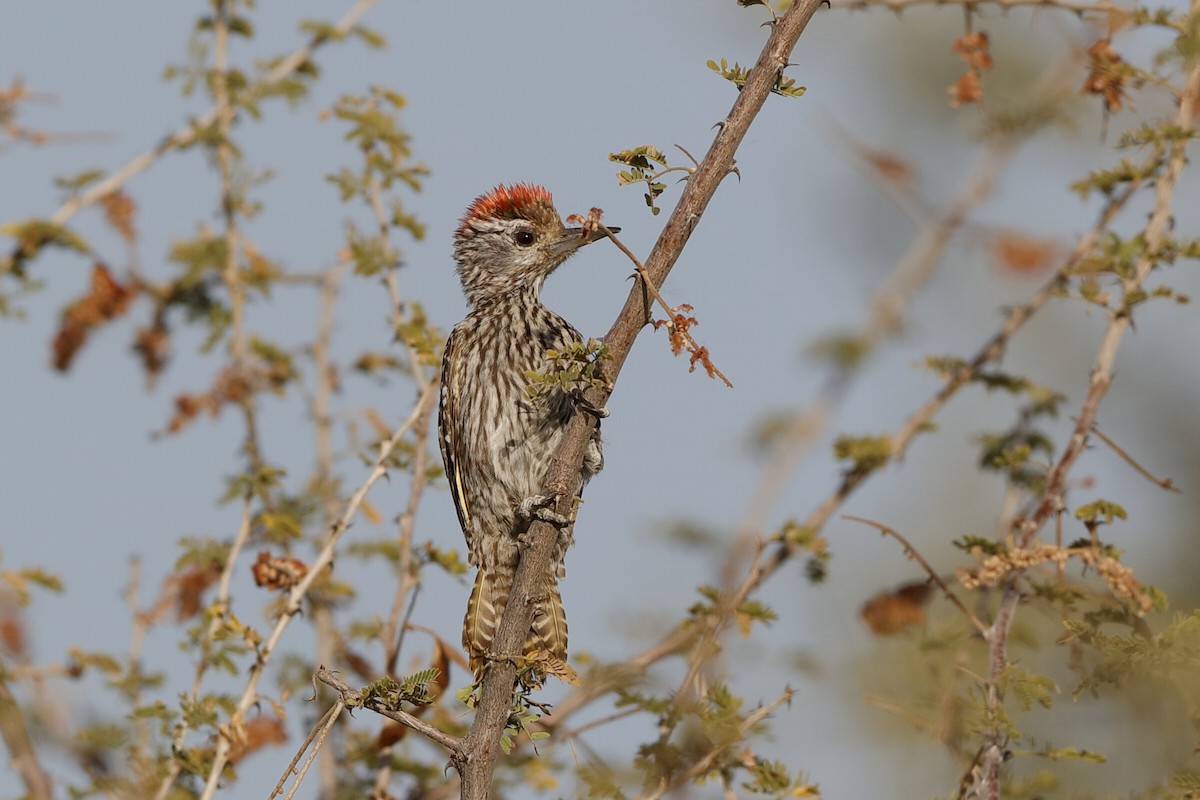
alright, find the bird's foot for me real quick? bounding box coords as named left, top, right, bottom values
left=571, top=389, right=609, bottom=420
left=518, top=493, right=570, bottom=527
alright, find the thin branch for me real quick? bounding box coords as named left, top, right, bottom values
left=729, top=127, right=1024, bottom=575
left=863, top=692, right=943, bottom=738
left=979, top=582, right=1020, bottom=800
left=1089, top=422, right=1182, bottom=494
left=730, top=46, right=1080, bottom=569
left=638, top=688, right=794, bottom=800
left=537, top=624, right=700, bottom=737
left=534, top=104, right=1152, bottom=745
left=123, top=557, right=153, bottom=770
left=315, top=667, right=464, bottom=755
left=976, top=18, right=1200, bottom=795
left=599, top=223, right=733, bottom=387
left=210, top=0, right=266, bottom=475
left=283, top=699, right=345, bottom=800
left=832, top=0, right=1186, bottom=31
left=196, top=382, right=438, bottom=799
left=558, top=707, right=641, bottom=743
left=154, top=492, right=255, bottom=800
left=405, top=623, right=473, bottom=675
left=375, top=169, right=438, bottom=676
left=307, top=259, right=350, bottom=797
left=458, top=3, right=826, bottom=797
left=312, top=263, right=349, bottom=494
left=843, top=515, right=989, bottom=635
left=6, top=663, right=79, bottom=682
left=156, top=7, right=266, bottom=794
left=1, top=0, right=380, bottom=277
left=1016, top=43, right=1200, bottom=553
left=269, top=700, right=344, bottom=800
left=0, top=679, right=54, bottom=800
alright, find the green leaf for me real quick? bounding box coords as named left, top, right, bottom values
left=953, top=535, right=1008, bottom=556
left=832, top=434, right=892, bottom=475
left=351, top=24, right=387, bottom=49
left=742, top=759, right=791, bottom=795
left=1074, top=499, right=1128, bottom=525
left=809, top=333, right=870, bottom=369
left=1001, top=664, right=1058, bottom=711
left=53, top=169, right=106, bottom=193
left=1035, top=746, right=1107, bottom=763
left=2, top=219, right=89, bottom=259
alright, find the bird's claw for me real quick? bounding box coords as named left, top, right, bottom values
left=518, top=494, right=570, bottom=527
left=571, top=390, right=609, bottom=420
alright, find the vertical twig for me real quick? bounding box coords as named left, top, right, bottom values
left=0, top=679, right=54, bottom=800
left=197, top=384, right=438, bottom=800
left=171, top=4, right=263, bottom=795
left=123, top=558, right=153, bottom=773
left=210, top=0, right=266, bottom=472
left=0, top=0, right=381, bottom=278
left=154, top=494, right=255, bottom=800
left=976, top=26, right=1200, bottom=796
left=282, top=700, right=346, bottom=800
left=371, top=159, right=439, bottom=785
left=269, top=700, right=343, bottom=800
left=309, top=260, right=349, bottom=798
left=375, top=171, right=437, bottom=680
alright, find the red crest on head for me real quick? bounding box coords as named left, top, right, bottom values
left=457, top=183, right=554, bottom=236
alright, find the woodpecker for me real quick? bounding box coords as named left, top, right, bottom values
left=438, top=183, right=614, bottom=677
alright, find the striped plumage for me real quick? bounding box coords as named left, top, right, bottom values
left=438, top=184, right=607, bottom=677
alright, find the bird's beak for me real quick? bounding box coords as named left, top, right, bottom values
left=551, top=225, right=621, bottom=256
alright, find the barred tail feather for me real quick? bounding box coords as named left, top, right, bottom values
left=463, top=569, right=569, bottom=678
left=463, top=568, right=511, bottom=677
left=528, top=576, right=568, bottom=664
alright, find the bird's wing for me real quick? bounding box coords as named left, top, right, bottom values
left=438, top=328, right=472, bottom=538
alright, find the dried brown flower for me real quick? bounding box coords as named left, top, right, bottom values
left=251, top=551, right=309, bottom=591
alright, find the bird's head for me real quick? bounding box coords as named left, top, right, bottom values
left=453, top=183, right=616, bottom=307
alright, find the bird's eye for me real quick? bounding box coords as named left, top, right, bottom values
left=513, top=229, right=536, bottom=247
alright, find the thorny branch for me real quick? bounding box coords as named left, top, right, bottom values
left=122, top=560, right=153, bottom=770
left=532, top=45, right=1158, bottom=758
left=595, top=221, right=734, bottom=388
left=166, top=5, right=267, bottom=796
left=308, top=261, right=349, bottom=798
left=831, top=0, right=1187, bottom=30
left=152, top=495, right=254, bottom=800
left=194, top=380, right=439, bottom=799
left=270, top=699, right=344, bottom=800
left=369, top=158, right=441, bottom=792
left=672, top=67, right=1064, bottom=712
left=728, top=43, right=1099, bottom=575
left=1089, top=423, right=1181, bottom=494
left=0, top=679, right=53, bottom=800
left=316, top=667, right=464, bottom=754
left=0, top=0, right=380, bottom=278
left=638, top=688, right=794, bottom=800
left=975, top=18, right=1200, bottom=796
left=457, top=2, right=827, bottom=797
left=844, top=515, right=989, bottom=635
left=372, top=162, right=438, bottom=680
